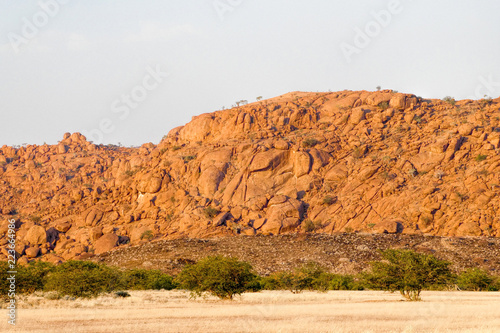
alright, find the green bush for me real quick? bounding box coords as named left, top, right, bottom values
left=0, top=262, right=14, bottom=300
left=140, top=230, right=154, bottom=241
left=328, top=274, right=363, bottom=290
left=0, top=261, right=55, bottom=298
left=322, top=196, right=336, bottom=206
left=303, top=219, right=316, bottom=233
left=175, top=256, right=257, bottom=299
left=457, top=268, right=495, bottom=291
left=182, top=155, right=196, bottom=163
left=378, top=102, right=389, bottom=110
left=476, top=154, right=487, bottom=162
left=364, top=249, right=454, bottom=301
left=114, top=291, right=131, bottom=298
left=203, top=207, right=221, bottom=219
left=17, top=261, right=55, bottom=294
left=122, top=269, right=175, bottom=290
left=443, top=96, right=456, bottom=105
left=302, top=138, right=320, bottom=148
left=261, top=271, right=298, bottom=292
left=295, top=262, right=331, bottom=292
left=262, top=262, right=333, bottom=293
left=44, top=261, right=123, bottom=298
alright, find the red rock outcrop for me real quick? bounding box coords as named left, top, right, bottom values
left=1, top=90, right=500, bottom=263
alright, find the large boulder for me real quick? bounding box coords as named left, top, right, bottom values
left=261, top=197, right=304, bottom=235
left=24, top=225, right=47, bottom=246
left=198, top=166, right=225, bottom=197
left=93, top=233, right=119, bottom=255
left=249, top=150, right=287, bottom=172
left=137, top=174, right=163, bottom=194
left=85, top=208, right=104, bottom=227
left=349, top=107, right=366, bottom=125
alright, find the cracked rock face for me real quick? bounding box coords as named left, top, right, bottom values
left=1, top=90, right=500, bottom=263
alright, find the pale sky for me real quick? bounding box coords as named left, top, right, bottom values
left=1, top=0, right=499, bottom=146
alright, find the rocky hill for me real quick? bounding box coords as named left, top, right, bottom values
left=1, top=90, right=500, bottom=264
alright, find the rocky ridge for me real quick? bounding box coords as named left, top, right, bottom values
left=1, top=90, right=500, bottom=264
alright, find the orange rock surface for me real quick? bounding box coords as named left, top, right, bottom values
left=1, top=90, right=500, bottom=262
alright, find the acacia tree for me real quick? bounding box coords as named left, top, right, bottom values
left=364, top=249, right=453, bottom=301
left=175, top=256, right=257, bottom=299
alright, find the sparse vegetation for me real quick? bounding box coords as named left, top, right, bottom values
left=303, top=219, right=316, bottom=233
left=121, top=269, right=176, bottom=291
left=43, top=261, right=122, bottom=298
left=114, top=290, right=131, bottom=298
left=378, top=101, right=389, bottom=110
left=302, top=138, right=320, bottom=148
left=1, top=247, right=499, bottom=308
left=457, top=268, right=499, bottom=291
left=0, top=261, right=176, bottom=299
left=123, top=170, right=135, bottom=177
left=30, top=215, right=42, bottom=223
left=364, top=249, right=453, bottom=301
left=140, top=230, right=154, bottom=241
left=322, top=196, right=336, bottom=206
left=182, top=155, right=196, bottom=163
left=476, top=154, right=487, bottom=162
left=203, top=207, right=221, bottom=219
left=261, top=262, right=363, bottom=293
left=443, top=96, right=456, bottom=105
left=0, top=261, right=55, bottom=296
left=175, top=256, right=257, bottom=299
left=352, top=146, right=364, bottom=159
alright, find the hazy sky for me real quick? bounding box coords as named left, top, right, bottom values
left=1, top=0, right=500, bottom=146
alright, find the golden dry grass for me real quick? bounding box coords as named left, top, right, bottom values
left=1, top=290, right=500, bottom=332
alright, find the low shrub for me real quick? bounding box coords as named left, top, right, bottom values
left=114, top=291, right=131, bottom=298
left=457, top=268, right=496, bottom=291
left=203, top=207, right=220, bottom=219
left=262, top=262, right=329, bottom=293
left=328, top=274, right=363, bottom=290
left=303, top=219, right=316, bottom=233
left=378, top=101, right=389, bottom=110
left=17, top=261, right=55, bottom=294
left=322, top=196, right=336, bottom=206
left=302, top=138, right=320, bottom=148
left=175, top=256, right=257, bottom=299
left=44, top=261, right=122, bottom=298
left=443, top=96, right=456, bottom=105
left=140, top=230, right=154, bottom=241
left=363, top=249, right=454, bottom=301
left=122, top=269, right=176, bottom=290
left=0, top=261, right=55, bottom=298
left=476, top=154, right=487, bottom=162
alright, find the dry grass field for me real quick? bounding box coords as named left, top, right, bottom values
left=2, top=290, right=500, bottom=333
